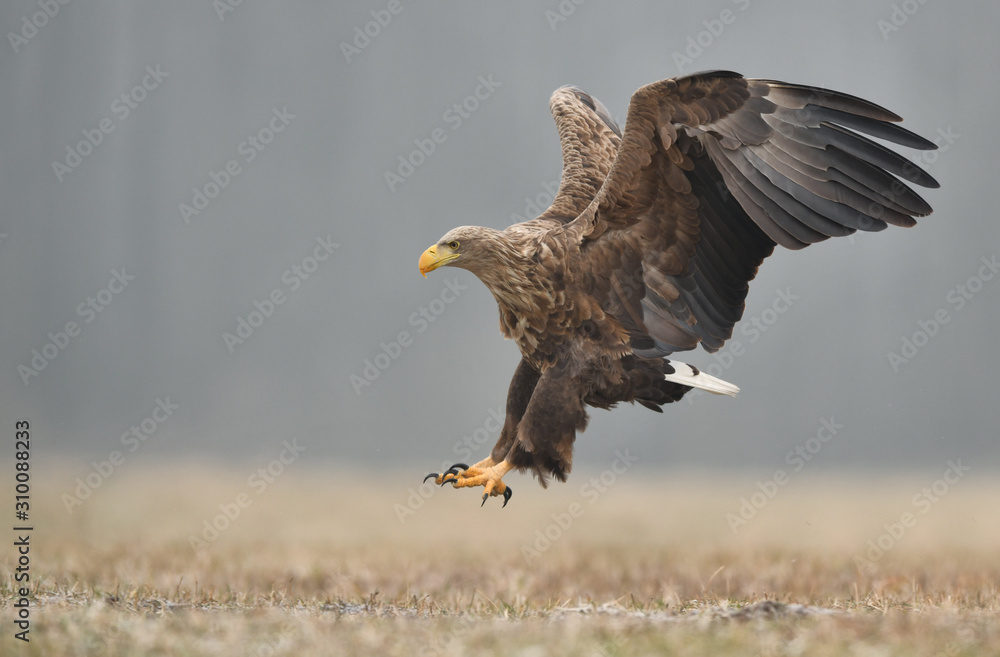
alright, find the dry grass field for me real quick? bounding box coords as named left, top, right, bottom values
left=2, top=463, right=999, bottom=656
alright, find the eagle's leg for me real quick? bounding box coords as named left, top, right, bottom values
left=425, top=453, right=493, bottom=483
left=426, top=459, right=514, bottom=507
left=421, top=358, right=540, bottom=507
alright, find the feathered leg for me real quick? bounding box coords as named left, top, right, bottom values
left=504, top=360, right=588, bottom=486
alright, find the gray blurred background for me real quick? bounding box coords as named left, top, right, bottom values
left=1, top=1, right=996, bottom=478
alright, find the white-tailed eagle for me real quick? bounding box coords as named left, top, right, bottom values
left=418, top=71, right=938, bottom=506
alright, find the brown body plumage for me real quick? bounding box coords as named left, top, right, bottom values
left=419, top=70, right=938, bottom=504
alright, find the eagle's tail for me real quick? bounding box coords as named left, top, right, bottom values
left=662, top=360, right=739, bottom=397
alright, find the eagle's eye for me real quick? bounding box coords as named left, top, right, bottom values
left=447, top=240, right=460, bottom=250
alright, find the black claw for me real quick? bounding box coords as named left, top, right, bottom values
left=481, top=493, right=488, bottom=507
left=502, top=486, right=513, bottom=508
left=425, top=463, right=470, bottom=487
left=442, top=463, right=469, bottom=479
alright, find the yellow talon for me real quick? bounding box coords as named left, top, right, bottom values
left=424, top=458, right=514, bottom=507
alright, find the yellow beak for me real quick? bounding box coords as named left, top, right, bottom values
left=418, top=244, right=458, bottom=277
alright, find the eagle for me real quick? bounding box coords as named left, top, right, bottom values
left=418, top=70, right=938, bottom=506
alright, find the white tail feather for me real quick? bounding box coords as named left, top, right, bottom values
left=663, top=361, right=740, bottom=397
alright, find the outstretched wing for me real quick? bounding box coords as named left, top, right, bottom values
left=563, top=71, right=939, bottom=355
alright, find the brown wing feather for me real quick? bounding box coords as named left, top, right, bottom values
left=561, top=70, right=938, bottom=355
left=537, top=86, right=622, bottom=224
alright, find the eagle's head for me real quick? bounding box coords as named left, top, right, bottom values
left=418, top=226, right=503, bottom=278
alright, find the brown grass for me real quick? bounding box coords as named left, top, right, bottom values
left=2, top=463, right=999, bottom=655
